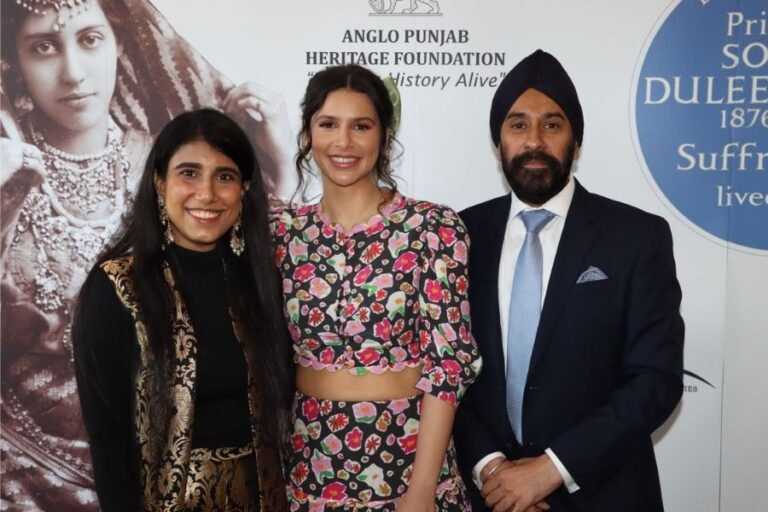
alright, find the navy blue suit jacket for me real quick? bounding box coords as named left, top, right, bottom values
left=454, top=180, right=684, bottom=511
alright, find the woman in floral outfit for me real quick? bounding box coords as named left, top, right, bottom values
left=272, top=64, right=482, bottom=510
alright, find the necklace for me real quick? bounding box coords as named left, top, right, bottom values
left=11, top=118, right=132, bottom=313
left=29, top=119, right=128, bottom=217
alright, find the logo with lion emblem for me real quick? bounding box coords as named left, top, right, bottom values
left=369, top=0, right=442, bottom=16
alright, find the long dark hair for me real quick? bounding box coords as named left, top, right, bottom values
left=74, top=108, right=292, bottom=452
left=295, top=64, right=400, bottom=203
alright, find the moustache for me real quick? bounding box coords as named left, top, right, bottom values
left=510, top=150, right=562, bottom=171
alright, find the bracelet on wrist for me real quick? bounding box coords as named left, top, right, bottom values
left=482, top=458, right=506, bottom=483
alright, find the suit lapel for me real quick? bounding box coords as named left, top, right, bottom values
left=476, top=195, right=510, bottom=382
left=530, top=181, right=599, bottom=371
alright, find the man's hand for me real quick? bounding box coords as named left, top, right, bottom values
left=481, top=455, right=562, bottom=512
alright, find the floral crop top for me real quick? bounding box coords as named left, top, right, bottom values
left=270, top=193, right=482, bottom=406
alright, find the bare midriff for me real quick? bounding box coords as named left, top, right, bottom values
left=296, top=365, right=423, bottom=401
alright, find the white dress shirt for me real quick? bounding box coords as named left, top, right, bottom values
left=472, top=176, right=580, bottom=493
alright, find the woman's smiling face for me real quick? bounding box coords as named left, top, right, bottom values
left=156, top=140, right=248, bottom=252
left=308, top=88, right=382, bottom=193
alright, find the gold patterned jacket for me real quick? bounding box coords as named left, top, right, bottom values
left=100, top=256, right=288, bottom=511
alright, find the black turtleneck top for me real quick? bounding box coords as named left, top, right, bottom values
left=74, top=244, right=252, bottom=510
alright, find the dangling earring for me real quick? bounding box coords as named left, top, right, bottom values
left=14, top=94, right=34, bottom=115
left=158, top=195, right=174, bottom=247
left=230, top=212, right=245, bottom=256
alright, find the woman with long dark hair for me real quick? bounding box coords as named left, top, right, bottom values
left=73, top=109, right=292, bottom=511
left=1, top=2, right=295, bottom=508
left=273, top=65, right=482, bottom=510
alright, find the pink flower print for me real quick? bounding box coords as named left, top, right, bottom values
left=374, top=319, right=393, bottom=341
left=438, top=391, right=457, bottom=407
left=404, top=213, right=424, bottom=231
left=365, top=220, right=385, bottom=236
left=440, top=359, right=462, bottom=377
left=361, top=242, right=384, bottom=264
left=426, top=231, right=440, bottom=250
left=288, top=236, right=308, bottom=264
left=453, top=240, right=468, bottom=265
left=438, top=226, right=457, bottom=246
left=375, top=289, right=387, bottom=301
left=364, top=434, right=382, bottom=455
left=424, top=279, right=443, bottom=302
left=375, top=410, right=392, bottom=432
left=290, top=461, right=309, bottom=486
left=398, top=331, right=414, bottom=346
left=389, top=347, right=408, bottom=364
left=345, top=427, right=364, bottom=451
left=343, top=460, right=361, bottom=473
left=432, top=327, right=456, bottom=356
left=380, top=451, right=395, bottom=464
left=387, top=399, right=410, bottom=415
left=358, top=464, right=391, bottom=497
left=311, top=449, right=336, bottom=485
left=392, top=318, right=405, bottom=336
left=353, top=265, right=373, bottom=286
left=388, top=231, right=410, bottom=258
left=456, top=275, right=469, bottom=296
left=447, top=307, right=460, bottom=323
left=302, top=398, right=320, bottom=421
left=321, top=224, right=335, bottom=238
left=317, top=245, right=332, bottom=258
left=286, top=298, right=300, bottom=324
left=308, top=307, right=325, bottom=327
left=274, top=244, right=287, bottom=265
left=321, top=433, right=342, bottom=455
left=460, top=300, right=471, bottom=320
left=319, top=347, right=335, bottom=365
left=320, top=399, right=333, bottom=415
left=357, top=347, right=382, bottom=366
left=291, top=433, right=306, bottom=453
left=282, top=278, right=293, bottom=294
left=274, top=219, right=288, bottom=237
left=309, top=278, right=332, bottom=299
left=295, top=205, right=314, bottom=216
left=440, top=323, right=458, bottom=341
left=371, top=302, right=385, bottom=314
left=352, top=402, right=377, bottom=424
left=397, top=434, right=419, bottom=454
left=393, top=251, right=418, bottom=273
left=304, top=224, right=320, bottom=242
left=373, top=274, right=393, bottom=289
left=307, top=421, right=322, bottom=440
left=304, top=337, right=320, bottom=350
left=343, top=320, right=365, bottom=337
left=293, top=263, right=316, bottom=282
left=357, top=307, right=371, bottom=322
left=430, top=367, right=446, bottom=387
left=386, top=291, right=406, bottom=319
left=434, top=257, right=448, bottom=284
left=327, top=413, right=350, bottom=432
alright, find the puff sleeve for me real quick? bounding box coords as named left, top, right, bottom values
left=414, top=206, right=482, bottom=406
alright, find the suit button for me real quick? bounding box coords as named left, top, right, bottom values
left=526, top=441, right=534, bottom=447
left=527, top=385, right=538, bottom=391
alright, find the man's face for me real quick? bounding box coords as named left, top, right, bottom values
left=498, top=88, right=580, bottom=206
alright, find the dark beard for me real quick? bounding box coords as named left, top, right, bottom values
left=501, top=141, right=575, bottom=206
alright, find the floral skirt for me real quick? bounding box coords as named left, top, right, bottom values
left=285, top=392, right=469, bottom=511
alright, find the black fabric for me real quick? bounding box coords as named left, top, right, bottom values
left=75, top=244, right=252, bottom=510
left=166, top=244, right=252, bottom=448
left=490, top=49, right=584, bottom=147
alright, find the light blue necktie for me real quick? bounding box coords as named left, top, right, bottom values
left=506, top=209, right=555, bottom=443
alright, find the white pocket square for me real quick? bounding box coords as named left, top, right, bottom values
left=576, top=266, right=609, bottom=284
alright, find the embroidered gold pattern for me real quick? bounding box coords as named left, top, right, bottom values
left=100, top=257, right=287, bottom=511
